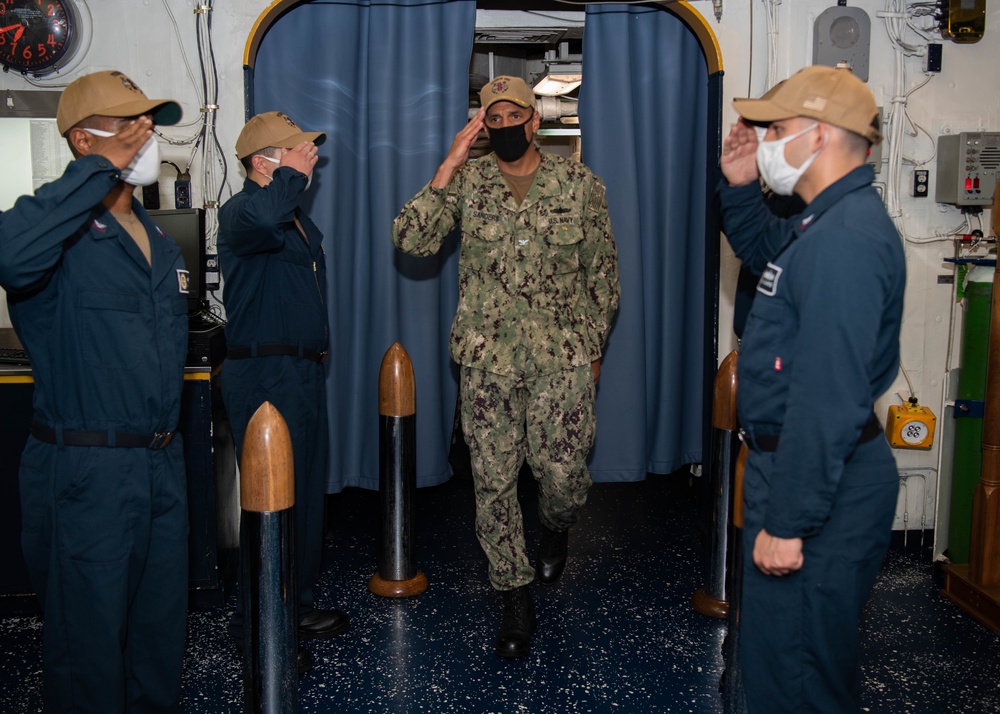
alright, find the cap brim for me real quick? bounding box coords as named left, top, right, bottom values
left=275, top=130, right=326, bottom=149
left=102, top=98, right=182, bottom=126
left=483, top=97, right=531, bottom=111
left=732, top=97, right=795, bottom=123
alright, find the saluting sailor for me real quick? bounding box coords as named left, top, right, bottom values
left=0, top=70, right=189, bottom=712
left=719, top=66, right=906, bottom=713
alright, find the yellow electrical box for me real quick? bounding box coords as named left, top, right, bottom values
left=941, top=0, right=986, bottom=44
left=885, top=400, right=937, bottom=450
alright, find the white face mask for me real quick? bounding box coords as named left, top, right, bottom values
left=259, top=154, right=312, bottom=192
left=83, top=127, right=162, bottom=187
left=755, top=123, right=823, bottom=196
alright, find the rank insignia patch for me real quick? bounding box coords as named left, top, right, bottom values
left=757, top=262, right=782, bottom=297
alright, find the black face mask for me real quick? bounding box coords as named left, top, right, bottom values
left=488, top=114, right=533, bottom=162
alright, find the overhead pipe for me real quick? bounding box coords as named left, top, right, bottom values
left=240, top=402, right=297, bottom=714
left=369, top=342, right=428, bottom=598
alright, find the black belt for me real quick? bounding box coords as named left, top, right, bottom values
left=31, top=422, right=174, bottom=449
left=227, top=344, right=327, bottom=364
left=742, top=415, right=882, bottom=453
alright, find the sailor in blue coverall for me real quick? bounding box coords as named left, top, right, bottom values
left=0, top=71, right=187, bottom=712
left=718, top=67, right=906, bottom=713
left=219, top=112, right=347, bottom=669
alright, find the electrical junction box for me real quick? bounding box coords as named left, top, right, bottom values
left=174, top=172, right=191, bottom=209
left=926, top=43, right=943, bottom=73
left=204, top=254, right=220, bottom=292
left=885, top=401, right=937, bottom=450
left=936, top=132, right=1000, bottom=207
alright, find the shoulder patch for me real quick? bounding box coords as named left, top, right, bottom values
left=588, top=182, right=606, bottom=213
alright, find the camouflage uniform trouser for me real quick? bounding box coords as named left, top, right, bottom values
left=460, top=364, right=596, bottom=591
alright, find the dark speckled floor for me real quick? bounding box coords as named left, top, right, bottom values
left=2, top=469, right=999, bottom=713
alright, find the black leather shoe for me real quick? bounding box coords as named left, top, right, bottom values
left=298, top=608, right=350, bottom=640
left=297, top=646, right=314, bottom=676
left=495, top=585, right=536, bottom=659
left=536, top=525, right=569, bottom=585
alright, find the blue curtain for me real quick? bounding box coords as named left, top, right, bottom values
left=579, top=5, right=709, bottom=480
left=252, top=0, right=476, bottom=491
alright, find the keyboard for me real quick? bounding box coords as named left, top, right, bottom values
left=0, top=346, right=30, bottom=365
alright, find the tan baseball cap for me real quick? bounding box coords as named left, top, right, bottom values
left=480, top=76, right=536, bottom=112
left=235, top=111, right=326, bottom=159
left=734, top=65, right=882, bottom=145
left=56, top=70, right=181, bottom=136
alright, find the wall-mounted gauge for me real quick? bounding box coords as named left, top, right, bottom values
left=813, top=5, right=871, bottom=82
left=0, top=0, right=85, bottom=76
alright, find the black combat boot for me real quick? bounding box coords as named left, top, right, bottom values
left=495, top=585, right=536, bottom=659
left=536, top=524, right=569, bottom=585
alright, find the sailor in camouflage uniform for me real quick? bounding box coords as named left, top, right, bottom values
left=393, top=76, right=619, bottom=659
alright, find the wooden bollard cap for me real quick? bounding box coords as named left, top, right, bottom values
left=712, top=349, right=739, bottom=431
left=379, top=342, right=415, bottom=417
left=240, top=401, right=295, bottom=513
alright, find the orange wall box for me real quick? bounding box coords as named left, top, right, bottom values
left=885, top=399, right=937, bottom=450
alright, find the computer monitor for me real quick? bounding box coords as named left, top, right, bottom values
left=147, top=208, right=206, bottom=313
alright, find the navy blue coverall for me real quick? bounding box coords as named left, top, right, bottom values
left=719, top=165, right=906, bottom=713
left=0, top=154, right=190, bottom=713
left=218, top=168, right=329, bottom=627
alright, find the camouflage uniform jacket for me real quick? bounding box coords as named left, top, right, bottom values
left=393, top=152, right=620, bottom=378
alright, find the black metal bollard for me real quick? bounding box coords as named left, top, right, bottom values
left=721, top=443, right=748, bottom=714
left=368, top=342, right=428, bottom=597
left=240, top=401, right=297, bottom=714
left=693, top=350, right=739, bottom=619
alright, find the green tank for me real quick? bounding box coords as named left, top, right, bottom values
left=949, top=262, right=993, bottom=563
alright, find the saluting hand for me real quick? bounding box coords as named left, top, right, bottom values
left=280, top=141, right=319, bottom=179
left=431, top=108, right=485, bottom=188
left=88, top=116, right=154, bottom=172
left=721, top=118, right=761, bottom=187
